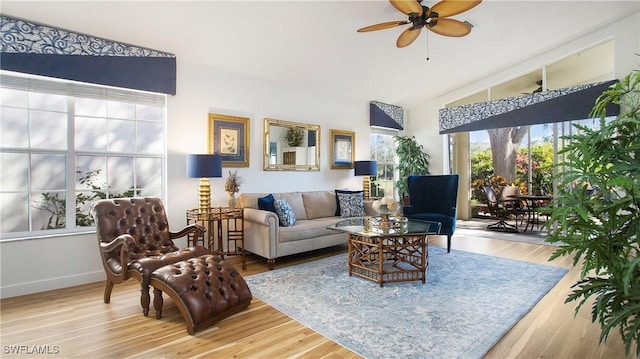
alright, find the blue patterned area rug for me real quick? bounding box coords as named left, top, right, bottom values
left=245, top=247, right=568, bottom=359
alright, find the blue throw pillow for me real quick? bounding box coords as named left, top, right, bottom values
left=274, top=198, right=296, bottom=227
left=336, top=191, right=366, bottom=218
left=258, top=193, right=276, bottom=213
left=335, top=189, right=364, bottom=216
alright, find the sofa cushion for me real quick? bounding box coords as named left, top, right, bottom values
left=258, top=194, right=276, bottom=213
left=278, top=219, right=340, bottom=243
left=336, top=191, right=366, bottom=218
left=274, top=199, right=296, bottom=227
left=303, top=191, right=337, bottom=219
left=335, top=190, right=364, bottom=216
left=275, top=192, right=307, bottom=220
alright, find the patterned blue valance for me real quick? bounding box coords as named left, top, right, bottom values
left=0, top=15, right=177, bottom=94
left=370, top=101, right=404, bottom=130
left=438, top=80, right=619, bottom=134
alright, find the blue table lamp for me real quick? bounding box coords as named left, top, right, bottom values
left=186, top=154, right=223, bottom=214
left=354, top=160, right=377, bottom=200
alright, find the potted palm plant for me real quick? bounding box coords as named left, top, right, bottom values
left=394, top=135, right=430, bottom=202
left=543, top=70, right=640, bottom=355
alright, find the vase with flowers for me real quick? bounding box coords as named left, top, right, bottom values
left=224, top=170, right=242, bottom=209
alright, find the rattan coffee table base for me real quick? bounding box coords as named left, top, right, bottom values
left=347, top=233, right=428, bottom=287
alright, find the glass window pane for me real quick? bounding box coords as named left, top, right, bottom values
left=31, top=154, right=66, bottom=190
left=137, top=104, right=163, bottom=121
left=138, top=187, right=161, bottom=197
left=76, top=155, right=107, bottom=192
left=108, top=119, right=135, bottom=152
left=136, top=157, right=162, bottom=189
left=75, top=116, right=108, bottom=151
left=107, top=156, right=134, bottom=192
left=107, top=100, right=135, bottom=120
left=30, top=92, right=67, bottom=112
left=491, top=70, right=543, bottom=100
left=1, top=88, right=28, bottom=107
left=1, top=107, right=28, bottom=148
left=31, top=191, right=65, bottom=230
left=136, top=122, right=164, bottom=153
left=547, top=40, right=614, bottom=89
left=470, top=130, right=492, bottom=202
left=0, top=193, right=28, bottom=232
left=0, top=153, right=28, bottom=190
left=30, top=110, right=67, bottom=150
left=75, top=98, right=107, bottom=117
left=75, top=191, right=98, bottom=227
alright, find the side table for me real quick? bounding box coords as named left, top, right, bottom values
left=186, top=207, right=246, bottom=270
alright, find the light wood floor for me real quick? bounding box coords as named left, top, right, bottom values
left=0, top=233, right=630, bottom=358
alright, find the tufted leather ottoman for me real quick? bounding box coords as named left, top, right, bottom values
left=150, top=254, right=252, bottom=334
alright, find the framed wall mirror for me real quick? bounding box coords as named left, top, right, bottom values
left=263, top=118, right=320, bottom=171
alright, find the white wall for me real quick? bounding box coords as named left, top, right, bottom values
left=165, top=60, right=374, bottom=237
left=1, top=11, right=638, bottom=299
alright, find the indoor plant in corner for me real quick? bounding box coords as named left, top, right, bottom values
left=543, top=70, right=640, bottom=355
left=394, top=135, right=430, bottom=202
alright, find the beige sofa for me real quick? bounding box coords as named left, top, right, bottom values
left=238, top=190, right=375, bottom=269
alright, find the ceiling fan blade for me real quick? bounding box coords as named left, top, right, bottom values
left=396, top=27, right=421, bottom=48
left=357, top=21, right=409, bottom=32
left=427, top=0, right=481, bottom=18
left=390, top=0, right=423, bottom=15
left=427, top=18, right=472, bottom=37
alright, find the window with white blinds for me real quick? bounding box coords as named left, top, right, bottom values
left=0, top=71, right=167, bottom=239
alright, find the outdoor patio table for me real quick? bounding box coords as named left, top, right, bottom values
left=511, top=194, right=554, bottom=232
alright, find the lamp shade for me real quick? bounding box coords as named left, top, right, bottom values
left=354, top=160, right=377, bottom=176
left=186, top=154, right=222, bottom=178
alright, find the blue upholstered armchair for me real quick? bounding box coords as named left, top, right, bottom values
left=402, top=175, right=460, bottom=253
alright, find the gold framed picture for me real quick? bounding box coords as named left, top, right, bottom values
left=330, top=129, right=355, bottom=169
left=208, top=113, right=250, bottom=167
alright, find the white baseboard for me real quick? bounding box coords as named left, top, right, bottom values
left=0, top=271, right=105, bottom=299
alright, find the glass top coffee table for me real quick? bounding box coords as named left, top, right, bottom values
left=328, top=217, right=441, bottom=287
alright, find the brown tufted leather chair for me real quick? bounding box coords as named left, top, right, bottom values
left=91, top=197, right=210, bottom=316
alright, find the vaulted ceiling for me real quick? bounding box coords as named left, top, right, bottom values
left=2, top=1, right=639, bottom=107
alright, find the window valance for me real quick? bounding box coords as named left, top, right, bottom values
left=370, top=101, right=404, bottom=131
left=438, top=80, right=619, bottom=134
left=0, top=15, right=176, bottom=95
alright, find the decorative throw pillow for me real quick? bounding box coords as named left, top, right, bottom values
left=258, top=193, right=276, bottom=213
left=336, top=191, right=366, bottom=218
left=334, top=189, right=364, bottom=216
left=274, top=198, right=296, bottom=227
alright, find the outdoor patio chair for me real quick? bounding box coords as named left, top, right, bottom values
left=484, top=186, right=520, bottom=233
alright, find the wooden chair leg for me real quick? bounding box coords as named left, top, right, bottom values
left=103, top=280, right=115, bottom=303
left=141, top=285, right=150, bottom=317
left=153, top=287, right=163, bottom=319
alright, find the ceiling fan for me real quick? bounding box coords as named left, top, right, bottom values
left=357, top=0, right=482, bottom=48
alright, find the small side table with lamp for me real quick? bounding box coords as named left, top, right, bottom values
left=185, top=154, right=246, bottom=269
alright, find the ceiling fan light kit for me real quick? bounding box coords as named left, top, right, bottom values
left=358, top=0, right=482, bottom=48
